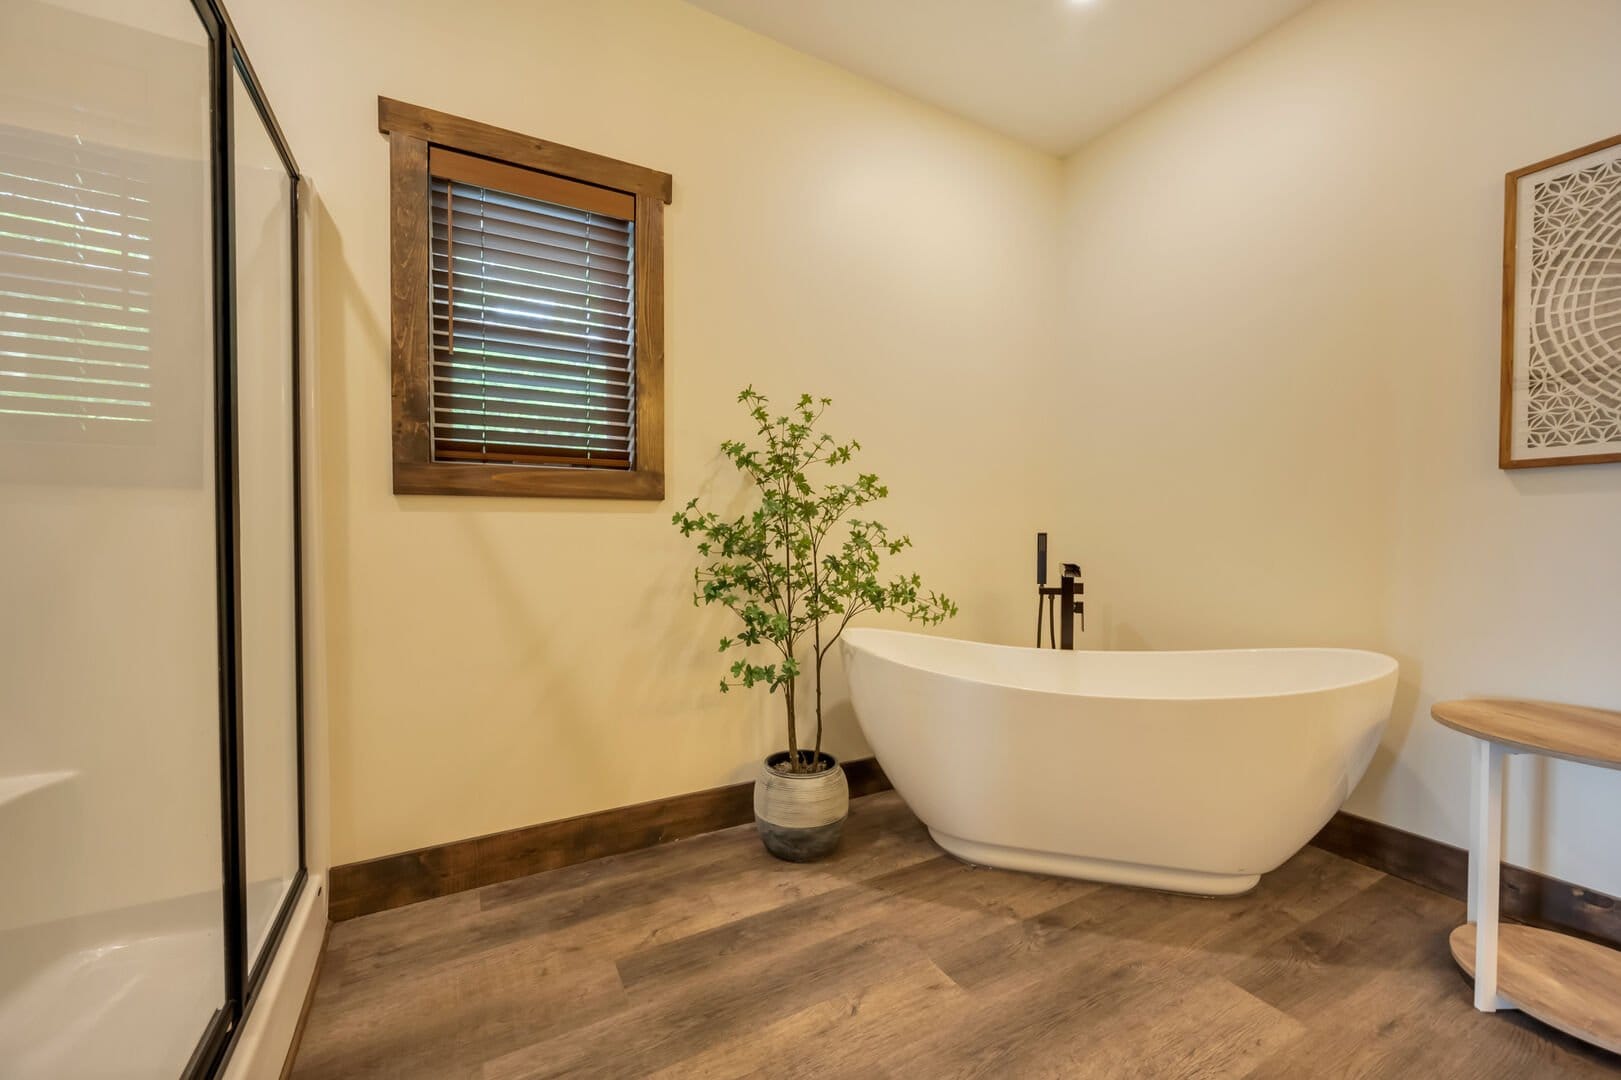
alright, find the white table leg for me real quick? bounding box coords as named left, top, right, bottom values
left=1467, top=754, right=1481, bottom=923
left=1471, top=739, right=1513, bottom=1011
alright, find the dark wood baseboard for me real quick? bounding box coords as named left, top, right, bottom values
left=330, top=757, right=892, bottom=921
left=333, top=770, right=1615, bottom=951
left=1310, top=811, right=1620, bottom=951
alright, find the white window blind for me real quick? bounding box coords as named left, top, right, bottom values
left=429, top=149, right=636, bottom=470
left=0, top=125, right=154, bottom=437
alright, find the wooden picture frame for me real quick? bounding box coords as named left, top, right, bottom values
left=1499, top=131, right=1621, bottom=469
left=377, top=98, right=671, bottom=498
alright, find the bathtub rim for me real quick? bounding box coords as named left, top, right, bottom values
left=839, top=626, right=1398, bottom=703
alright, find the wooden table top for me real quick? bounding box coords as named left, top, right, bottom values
left=1431, top=698, right=1621, bottom=769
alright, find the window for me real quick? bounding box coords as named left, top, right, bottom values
left=378, top=98, right=670, bottom=498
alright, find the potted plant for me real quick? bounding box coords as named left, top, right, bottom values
left=674, top=388, right=956, bottom=861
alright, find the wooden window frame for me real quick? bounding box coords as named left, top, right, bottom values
left=378, top=97, right=671, bottom=499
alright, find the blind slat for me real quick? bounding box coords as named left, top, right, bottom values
left=0, top=283, right=152, bottom=315
left=431, top=264, right=630, bottom=312
left=0, top=304, right=151, bottom=344
left=432, top=224, right=632, bottom=283
left=432, top=379, right=632, bottom=416
left=0, top=235, right=155, bottom=275
left=435, top=407, right=631, bottom=439
left=433, top=310, right=631, bottom=351
left=434, top=288, right=631, bottom=332
left=431, top=329, right=630, bottom=371
left=0, top=195, right=152, bottom=237
left=435, top=208, right=631, bottom=260
left=433, top=298, right=631, bottom=341
left=431, top=250, right=629, bottom=307
left=432, top=358, right=632, bottom=396
left=0, top=155, right=156, bottom=193
left=435, top=444, right=631, bottom=470
left=432, top=190, right=630, bottom=243
left=429, top=170, right=636, bottom=470
left=0, top=126, right=155, bottom=434
left=434, top=426, right=628, bottom=453
left=0, top=265, right=152, bottom=300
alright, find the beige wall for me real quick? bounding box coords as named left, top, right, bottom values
left=1059, top=0, right=1621, bottom=894
left=228, top=0, right=1063, bottom=865
left=232, top=0, right=1621, bottom=897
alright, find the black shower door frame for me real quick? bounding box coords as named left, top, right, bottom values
left=183, top=1, right=308, bottom=1077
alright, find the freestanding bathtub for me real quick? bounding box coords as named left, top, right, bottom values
left=841, top=628, right=1398, bottom=896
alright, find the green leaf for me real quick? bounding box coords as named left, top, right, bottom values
left=672, top=386, right=957, bottom=736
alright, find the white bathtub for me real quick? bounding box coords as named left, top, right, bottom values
left=841, top=629, right=1398, bottom=896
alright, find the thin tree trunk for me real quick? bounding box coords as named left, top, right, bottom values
left=812, top=615, right=824, bottom=768
left=813, top=655, right=824, bottom=767
left=782, top=507, right=795, bottom=770
left=784, top=674, right=798, bottom=771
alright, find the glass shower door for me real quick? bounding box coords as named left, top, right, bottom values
left=1, top=2, right=308, bottom=1075
left=229, top=56, right=304, bottom=977
left=0, top=1, right=227, bottom=1075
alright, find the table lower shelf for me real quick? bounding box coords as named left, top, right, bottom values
left=1450, top=922, right=1621, bottom=1054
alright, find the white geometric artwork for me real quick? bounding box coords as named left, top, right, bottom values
left=1503, top=134, right=1621, bottom=468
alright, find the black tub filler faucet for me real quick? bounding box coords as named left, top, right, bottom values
left=1035, top=531, right=1083, bottom=650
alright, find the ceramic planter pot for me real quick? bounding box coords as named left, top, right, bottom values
left=753, top=751, right=848, bottom=861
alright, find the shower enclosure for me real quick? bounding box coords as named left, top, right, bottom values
left=0, top=1, right=306, bottom=1076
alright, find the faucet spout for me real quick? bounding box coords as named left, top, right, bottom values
left=1059, top=569, right=1084, bottom=650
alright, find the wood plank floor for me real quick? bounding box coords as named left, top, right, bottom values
left=290, top=792, right=1620, bottom=1078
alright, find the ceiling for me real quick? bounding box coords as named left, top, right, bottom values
left=685, top=0, right=1320, bottom=154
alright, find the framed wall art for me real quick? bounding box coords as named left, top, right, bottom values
left=1500, top=132, right=1621, bottom=469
